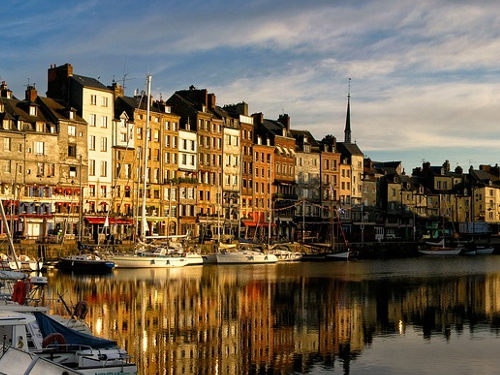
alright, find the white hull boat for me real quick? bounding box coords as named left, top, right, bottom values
left=216, top=250, right=278, bottom=264
left=268, top=244, right=303, bottom=262
left=112, top=253, right=187, bottom=268
left=0, top=310, right=138, bottom=375
left=418, top=247, right=463, bottom=255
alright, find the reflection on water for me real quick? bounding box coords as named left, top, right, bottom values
left=43, top=256, right=500, bottom=375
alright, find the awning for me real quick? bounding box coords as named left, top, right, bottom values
left=85, top=217, right=134, bottom=225
left=275, top=146, right=283, bottom=154
left=242, top=220, right=275, bottom=227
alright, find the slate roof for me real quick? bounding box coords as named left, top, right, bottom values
left=72, top=74, right=111, bottom=92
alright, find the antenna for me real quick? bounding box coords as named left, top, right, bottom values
left=348, top=77, right=351, bottom=98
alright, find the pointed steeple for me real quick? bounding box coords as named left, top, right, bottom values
left=344, top=78, right=351, bottom=143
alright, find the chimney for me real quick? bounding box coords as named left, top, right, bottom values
left=111, top=82, right=124, bottom=99
left=252, top=112, right=264, bottom=125
left=278, top=114, right=290, bottom=130
left=208, top=93, right=216, bottom=109
left=25, top=84, right=37, bottom=102
left=47, top=63, right=73, bottom=102
left=0, top=81, right=13, bottom=99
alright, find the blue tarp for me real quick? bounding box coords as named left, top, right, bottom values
left=34, top=312, right=117, bottom=349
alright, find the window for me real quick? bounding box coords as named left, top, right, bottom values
left=90, top=94, right=97, bottom=105
left=47, top=164, right=55, bottom=177
left=89, top=136, right=96, bottom=150
left=120, top=133, right=127, bottom=142
left=4, top=160, right=11, bottom=173
left=101, top=116, right=108, bottom=128
left=68, top=125, right=76, bottom=136
left=36, top=142, right=45, bottom=155
left=89, top=160, right=96, bottom=176
left=68, top=144, right=77, bottom=157
left=101, top=97, right=108, bottom=107
left=37, top=162, right=44, bottom=176
left=100, top=137, right=107, bottom=152
left=3, top=138, right=11, bottom=151
left=100, top=161, right=107, bottom=177
left=89, top=114, right=96, bottom=126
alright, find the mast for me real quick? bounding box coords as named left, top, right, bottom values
left=140, top=74, right=152, bottom=241
left=0, top=200, right=20, bottom=270
left=268, top=150, right=273, bottom=247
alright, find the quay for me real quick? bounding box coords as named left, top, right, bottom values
left=2, top=236, right=500, bottom=270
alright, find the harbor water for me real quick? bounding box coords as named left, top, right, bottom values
left=42, top=255, right=500, bottom=375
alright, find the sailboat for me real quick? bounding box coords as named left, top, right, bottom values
left=110, top=75, right=186, bottom=269
left=0, top=199, right=43, bottom=271
left=325, top=207, right=353, bottom=260
left=419, top=195, right=463, bottom=255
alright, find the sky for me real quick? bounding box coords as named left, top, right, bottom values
left=2, top=0, right=500, bottom=173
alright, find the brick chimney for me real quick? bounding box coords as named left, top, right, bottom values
left=25, top=84, right=37, bottom=102
left=0, top=81, right=13, bottom=99
left=47, top=63, right=73, bottom=103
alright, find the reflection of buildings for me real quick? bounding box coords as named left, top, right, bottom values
left=44, top=266, right=500, bottom=375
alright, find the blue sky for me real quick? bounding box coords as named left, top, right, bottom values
left=2, top=0, right=500, bottom=173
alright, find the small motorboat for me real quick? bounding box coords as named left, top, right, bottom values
left=58, top=253, right=115, bottom=273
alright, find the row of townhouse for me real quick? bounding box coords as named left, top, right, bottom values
left=0, top=63, right=362, bottom=244
left=357, top=159, right=500, bottom=242
left=2, top=63, right=498, bottom=245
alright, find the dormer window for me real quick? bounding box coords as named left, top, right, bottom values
left=0, top=103, right=4, bottom=113
left=29, top=105, right=37, bottom=116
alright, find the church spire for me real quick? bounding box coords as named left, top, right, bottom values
left=344, top=78, right=351, bottom=143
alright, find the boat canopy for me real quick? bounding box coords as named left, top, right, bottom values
left=34, top=312, right=117, bottom=349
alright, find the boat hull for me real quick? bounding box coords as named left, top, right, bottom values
left=58, top=258, right=115, bottom=273
left=418, top=248, right=462, bottom=255
left=216, top=251, right=278, bottom=264
left=112, top=254, right=187, bottom=268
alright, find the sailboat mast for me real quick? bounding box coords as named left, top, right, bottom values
left=0, top=200, right=20, bottom=270
left=140, top=74, right=152, bottom=241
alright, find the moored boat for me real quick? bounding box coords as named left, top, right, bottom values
left=418, top=245, right=463, bottom=255
left=58, top=253, right=115, bottom=273
left=0, top=310, right=138, bottom=375
left=268, top=243, right=303, bottom=262
left=216, top=243, right=278, bottom=264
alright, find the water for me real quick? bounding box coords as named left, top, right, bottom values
left=42, top=256, right=500, bottom=375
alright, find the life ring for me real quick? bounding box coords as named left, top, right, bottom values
left=12, top=280, right=27, bottom=305
left=42, top=333, right=66, bottom=349
left=73, top=301, right=89, bottom=319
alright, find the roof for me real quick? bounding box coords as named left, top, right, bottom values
left=71, top=74, right=111, bottom=92
left=337, top=142, right=364, bottom=157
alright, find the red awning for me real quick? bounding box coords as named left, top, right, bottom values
left=242, top=221, right=274, bottom=227
left=85, top=217, right=134, bottom=225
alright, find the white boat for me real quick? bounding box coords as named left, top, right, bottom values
left=0, top=346, right=82, bottom=375
left=462, top=244, right=495, bottom=256
left=112, top=245, right=188, bottom=268
left=216, top=243, right=278, bottom=264
left=0, top=271, right=91, bottom=334
left=0, top=310, right=137, bottom=375
left=268, top=244, right=303, bottom=262
left=202, top=253, right=218, bottom=264
left=1, top=253, right=43, bottom=272
left=418, top=244, right=463, bottom=255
